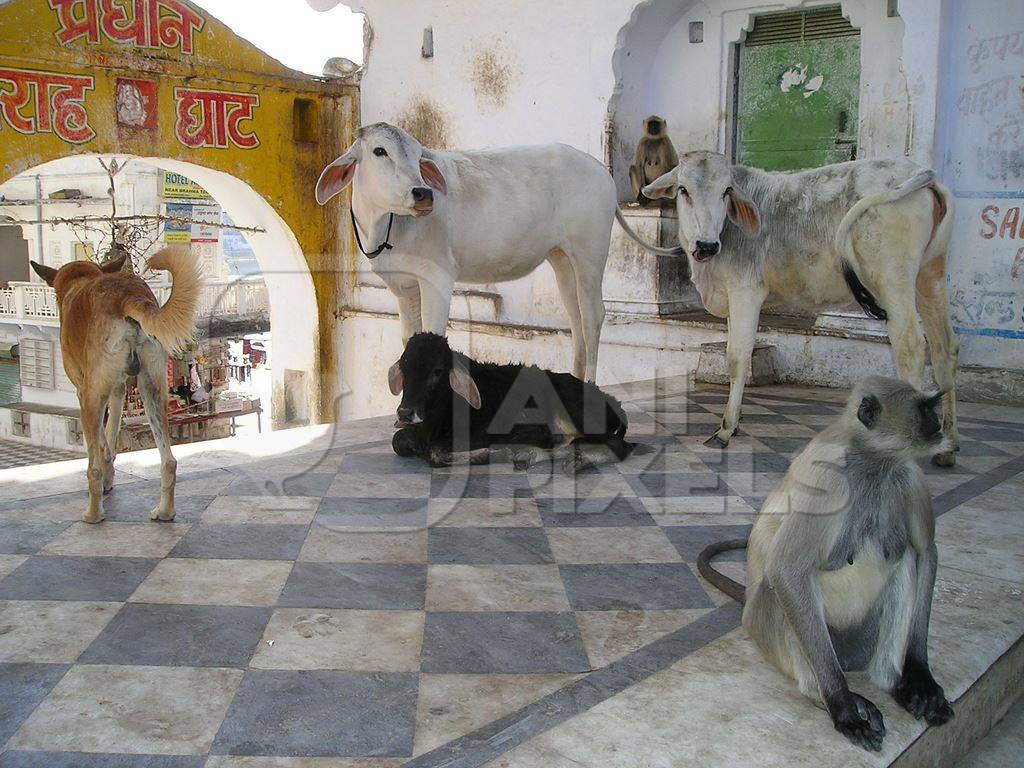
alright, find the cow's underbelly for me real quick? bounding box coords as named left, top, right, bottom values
left=765, top=252, right=852, bottom=311
left=456, top=252, right=549, bottom=284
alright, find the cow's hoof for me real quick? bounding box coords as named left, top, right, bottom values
left=704, top=432, right=731, bottom=449
left=931, top=451, right=956, bottom=468
left=82, top=511, right=105, bottom=524
left=149, top=506, right=176, bottom=522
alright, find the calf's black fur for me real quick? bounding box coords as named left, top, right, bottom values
left=390, top=333, right=634, bottom=470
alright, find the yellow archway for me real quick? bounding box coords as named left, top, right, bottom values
left=0, top=0, right=358, bottom=425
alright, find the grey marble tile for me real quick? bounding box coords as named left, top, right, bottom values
left=428, top=527, right=553, bottom=565
left=0, top=662, right=70, bottom=745
left=278, top=563, right=426, bottom=609
left=0, top=556, right=156, bottom=602
left=421, top=612, right=591, bottom=674
left=170, top=524, right=309, bottom=561
left=79, top=603, right=272, bottom=667
left=559, top=563, right=713, bottom=610
left=0, top=520, right=70, bottom=555
left=211, top=669, right=418, bottom=757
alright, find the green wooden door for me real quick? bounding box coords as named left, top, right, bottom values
left=735, top=6, right=860, bottom=171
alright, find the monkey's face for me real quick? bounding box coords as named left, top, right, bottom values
left=646, top=119, right=663, bottom=135
left=641, top=152, right=761, bottom=263
left=853, top=377, right=946, bottom=455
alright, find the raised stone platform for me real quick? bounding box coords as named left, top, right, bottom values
left=0, top=378, right=1020, bottom=766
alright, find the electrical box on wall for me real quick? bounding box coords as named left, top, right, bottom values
left=689, top=22, right=703, bottom=44
left=422, top=27, right=434, bottom=58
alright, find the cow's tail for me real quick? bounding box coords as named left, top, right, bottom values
left=833, top=169, right=937, bottom=322
left=123, top=247, right=203, bottom=354
left=614, top=207, right=686, bottom=257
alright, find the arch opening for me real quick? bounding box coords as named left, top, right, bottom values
left=0, top=154, right=318, bottom=432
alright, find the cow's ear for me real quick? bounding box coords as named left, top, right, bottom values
left=449, top=357, right=481, bottom=409
left=642, top=168, right=678, bottom=200
left=420, top=158, right=447, bottom=194
left=30, top=261, right=58, bottom=286
left=100, top=252, right=127, bottom=273
left=315, top=148, right=358, bottom=205
left=388, top=361, right=404, bottom=395
left=726, top=184, right=761, bottom=238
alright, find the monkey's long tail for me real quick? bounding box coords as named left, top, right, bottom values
left=696, top=539, right=748, bottom=604
left=614, top=207, right=686, bottom=257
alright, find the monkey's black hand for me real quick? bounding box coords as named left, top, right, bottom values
left=830, top=692, right=885, bottom=752
left=894, top=660, right=955, bottom=725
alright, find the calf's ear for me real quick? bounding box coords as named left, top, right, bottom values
left=388, top=361, right=404, bottom=395
left=641, top=168, right=678, bottom=200
left=726, top=185, right=761, bottom=238
left=420, top=158, right=447, bottom=194
left=30, top=261, right=58, bottom=286
left=449, top=358, right=481, bottom=409
left=315, top=148, right=358, bottom=205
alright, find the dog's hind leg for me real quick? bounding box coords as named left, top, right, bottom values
left=102, top=381, right=126, bottom=494
left=137, top=344, right=176, bottom=521
left=78, top=391, right=107, bottom=523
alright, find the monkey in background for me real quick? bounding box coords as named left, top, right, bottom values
left=629, top=116, right=678, bottom=206
left=742, top=377, right=954, bottom=751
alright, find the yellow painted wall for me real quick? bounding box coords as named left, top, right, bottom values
left=0, top=0, right=358, bottom=424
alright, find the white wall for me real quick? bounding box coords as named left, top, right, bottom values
left=935, top=0, right=1024, bottom=370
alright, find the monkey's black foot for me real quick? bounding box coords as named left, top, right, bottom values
left=930, top=450, right=957, bottom=468
left=703, top=431, right=731, bottom=449
left=830, top=692, right=885, bottom=752
left=894, top=663, right=954, bottom=725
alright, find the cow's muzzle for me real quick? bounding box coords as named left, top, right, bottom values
left=411, top=187, right=434, bottom=216
left=693, top=240, right=720, bottom=261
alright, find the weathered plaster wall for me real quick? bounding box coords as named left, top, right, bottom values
left=935, top=0, right=1024, bottom=370
left=311, top=0, right=1019, bottom=420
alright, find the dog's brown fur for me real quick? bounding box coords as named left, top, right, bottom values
left=30, top=248, right=203, bottom=523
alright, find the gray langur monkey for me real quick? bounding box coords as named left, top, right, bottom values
left=629, top=115, right=678, bottom=206
left=734, top=377, right=954, bottom=751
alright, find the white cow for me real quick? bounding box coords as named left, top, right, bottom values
left=316, top=123, right=617, bottom=382
left=619, top=151, right=959, bottom=467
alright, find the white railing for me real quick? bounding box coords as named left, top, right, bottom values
left=0, top=278, right=269, bottom=326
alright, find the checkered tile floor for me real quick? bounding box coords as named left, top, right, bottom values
left=0, top=380, right=1021, bottom=767
left=0, top=439, right=81, bottom=470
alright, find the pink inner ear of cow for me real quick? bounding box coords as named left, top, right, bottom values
left=420, top=160, right=447, bottom=194
left=388, top=363, right=404, bottom=395
left=449, top=369, right=481, bottom=409
left=727, top=190, right=761, bottom=237
left=316, top=159, right=356, bottom=203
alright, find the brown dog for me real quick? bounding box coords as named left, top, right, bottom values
left=30, top=248, right=202, bottom=523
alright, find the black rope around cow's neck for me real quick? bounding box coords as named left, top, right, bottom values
left=351, top=208, right=394, bottom=258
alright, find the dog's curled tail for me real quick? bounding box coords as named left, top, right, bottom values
left=124, top=247, right=203, bottom=354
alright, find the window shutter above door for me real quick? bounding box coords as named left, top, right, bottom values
left=744, top=6, right=857, bottom=47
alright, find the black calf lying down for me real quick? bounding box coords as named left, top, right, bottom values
left=389, top=333, right=634, bottom=470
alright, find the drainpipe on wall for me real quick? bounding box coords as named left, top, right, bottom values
left=34, top=175, right=43, bottom=268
